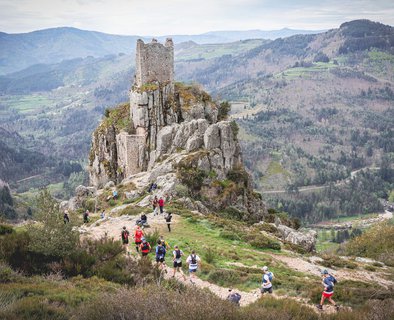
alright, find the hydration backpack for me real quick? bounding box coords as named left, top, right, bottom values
left=175, top=250, right=181, bottom=259
left=190, top=254, right=197, bottom=264
left=122, top=231, right=129, bottom=240
left=142, top=242, right=150, bottom=251
left=158, top=246, right=165, bottom=256
left=328, top=275, right=337, bottom=285
left=263, top=272, right=273, bottom=283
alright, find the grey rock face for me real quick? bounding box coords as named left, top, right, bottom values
left=277, top=224, right=317, bottom=252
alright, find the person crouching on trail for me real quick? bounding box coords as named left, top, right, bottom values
left=172, top=245, right=187, bottom=280
left=261, top=266, right=274, bottom=295
left=121, top=226, right=130, bottom=252
left=155, top=240, right=166, bottom=269
left=316, top=269, right=339, bottom=311
left=227, top=289, right=242, bottom=306
left=140, top=238, right=151, bottom=257
left=134, top=226, right=144, bottom=252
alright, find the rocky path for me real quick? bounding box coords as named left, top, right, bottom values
left=263, top=252, right=393, bottom=289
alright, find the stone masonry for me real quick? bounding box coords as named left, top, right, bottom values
left=116, top=132, right=146, bottom=179
left=135, top=38, right=174, bottom=88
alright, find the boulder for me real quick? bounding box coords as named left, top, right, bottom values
left=104, top=181, right=115, bottom=189
left=277, top=224, right=317, bottom=252
left=124, top=190, right=140, bottom=201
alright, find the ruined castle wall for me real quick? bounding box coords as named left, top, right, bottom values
left=116, top=132, right=146, bottom=177
left=135, top=39, right=174, bottom=87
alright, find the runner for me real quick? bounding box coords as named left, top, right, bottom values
left=159, top=235, right=170, bottom=250
left=134, top=225, right=144, bottom=252
left=316, top=269, right=339, bottom=311
left=165, top=212, right=172, bottom=232
left=159, top=196, right=165, bottom=214
left=83, top=210, right=90, bottom=223
left=155, top=240, right=166, bottom=269
left=172, top=245, right=187, bottom=280
left=227, top=289, right=242, bottom=306
left=121, top=226, right=130, bottom=252
left=186, top=250, right=201, bottom=284
left=260, top=266, right=274, bottom=295
left=152, top=196, right=159, bottom=216
left=140, top=238, right=151, bottom=257
left=63, top=211, right=70, bottom=224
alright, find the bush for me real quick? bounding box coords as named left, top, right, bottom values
left=207, top=269, right=241, bottom=286
left=219, top=229, right=241, bottom=241
left=203, top=247, right=216, bottom=264
left=175, top=184, right=189, bottom=197
left=0, top=224, right=14, bottom=235
left=243, top=233, right=281, bottom=251
left=73, top=284, right=239, bottom=320
left=345, top=221, right=394, bottom=266
left=144, top=229, right=161, bottom=248
left=217, top=101, right=231, bottom=121
left=320, top=255, right=358, bottom=269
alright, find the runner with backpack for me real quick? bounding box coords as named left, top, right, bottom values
left=155, top=240, right=167, bottom=269
left=316, top=269, right=339, bottom=311
left=139, top=238, right=151, bottom=257
left=261, top=266, right=274, bottom=295
left=134, top=226, right=144, bottom=252
left=121, top=226, right=130, bottom=252
left=172, top=245, right=187, bottom=280
left=226, top=289, right=242, bottom=306
left=186, top=250, right=201, bottom=284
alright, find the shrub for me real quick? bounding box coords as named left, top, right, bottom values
left=218, top=207, right=244, bottom=221
left=0, top=224, right=14, bottom=235
left=219, top=229, right=241, bottom=241
left=217, top=101, right=231, bottom=121
left=320, top=254, right=358, bottom=269
left=207, top=269, right=241, bottom=286
left=144, top=229, right=161, bottom=248
left=254, top=223, right=277, bottom=234
left=175, top=184, right=189, bottom=197
left=73, top=284, right=238, bottom=320
left=345, top=221, right=394, bottom=266
left=203, top=247, right=217, bottom=264
left=243, top=233, right=281, bottom=251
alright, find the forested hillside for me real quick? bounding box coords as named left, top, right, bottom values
left=0, top=19, right=393, bottom=222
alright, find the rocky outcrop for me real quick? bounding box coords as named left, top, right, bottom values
left=63, top=185, right=96, bottom=211
left=87, top=39, right=267, bottom=222
left=277, top=224, right=317, bottom=252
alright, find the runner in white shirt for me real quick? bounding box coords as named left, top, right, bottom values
left=186, top=250, right=201, bottom=284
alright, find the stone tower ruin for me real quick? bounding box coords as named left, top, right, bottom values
left=135, top=38, right=174, bottom=88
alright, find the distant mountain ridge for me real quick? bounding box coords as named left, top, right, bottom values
left=0, top=26, right=324, bottom=75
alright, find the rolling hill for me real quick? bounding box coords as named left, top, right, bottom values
left=0, top=19, right=393, bottom=222
left=0, top=27, right=322, bottom=75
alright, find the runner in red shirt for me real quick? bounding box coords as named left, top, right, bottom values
left=159, top=197, right=165, bottom=214
left=134, top=226, right=144, bottom=252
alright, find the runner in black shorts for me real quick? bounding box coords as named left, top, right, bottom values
left=172, top=245, right=186, bottom=280
left=155, top=240, right=166, bottom=269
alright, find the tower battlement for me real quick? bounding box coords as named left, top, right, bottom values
left=135, top=38, right=174, bottom=87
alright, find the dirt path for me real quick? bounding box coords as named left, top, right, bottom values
left=80, top=210, right=392, bottom=311
left=264, top=252, right=393, bottom=289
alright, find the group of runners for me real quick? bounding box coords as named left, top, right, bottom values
left=120, top=225, right=201, bottom=283
left=121, top=223, right=339, bottom=311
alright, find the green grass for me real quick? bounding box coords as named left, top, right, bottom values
left=143, top=212, right=318, bottom=295
left=176, top=40, right=265, bottom=61
left=0, top=94, right=54, bottom=114
left=275, top=62, right=338, bottom=80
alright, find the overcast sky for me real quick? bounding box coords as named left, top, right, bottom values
left=1, top=0, right=393, bottom=35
